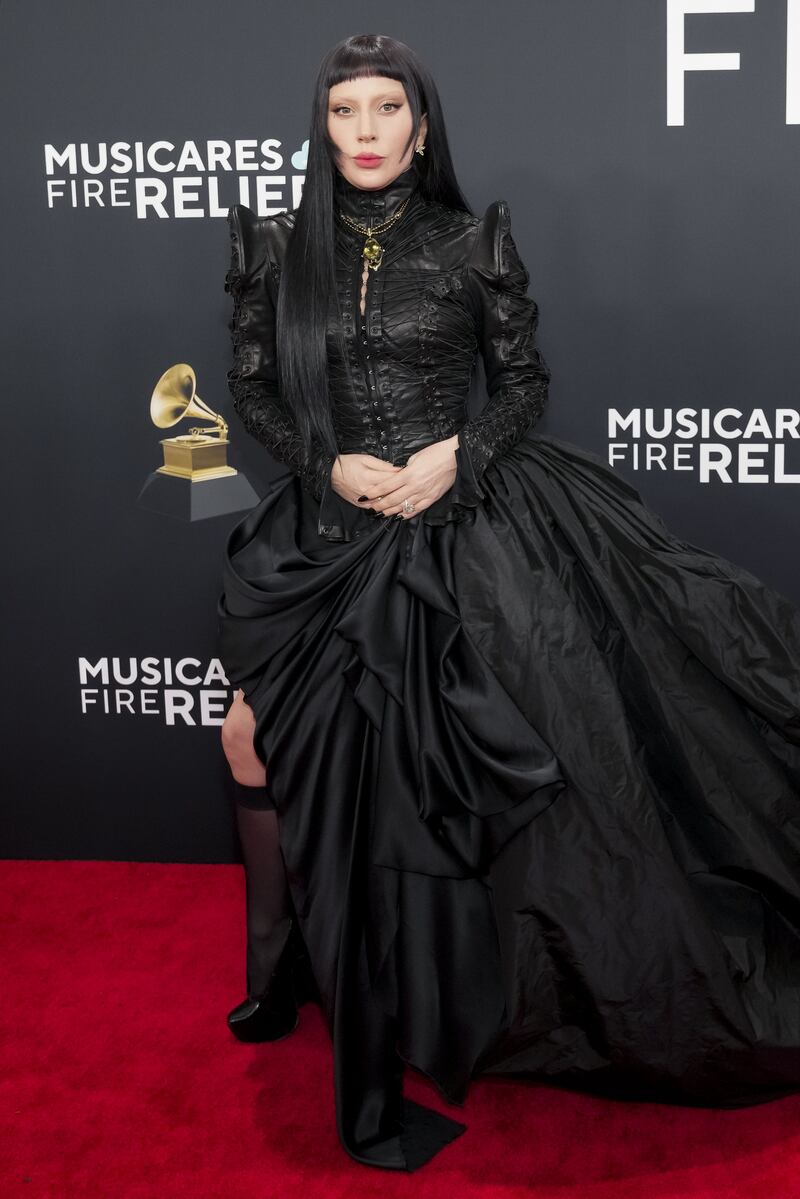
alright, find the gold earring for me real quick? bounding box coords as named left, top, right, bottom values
left=415, top=143, right=425, bottom=156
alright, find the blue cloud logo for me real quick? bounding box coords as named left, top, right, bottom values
left=291, top=140, right=308, bottom=170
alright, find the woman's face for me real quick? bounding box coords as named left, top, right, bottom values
left=327, top=74, right=428, bottom=191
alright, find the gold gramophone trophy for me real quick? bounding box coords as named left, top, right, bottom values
left=137, top=363, right=258, bottom=521
left=151, top=363, right=237, bottom=480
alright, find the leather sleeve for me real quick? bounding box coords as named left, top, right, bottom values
left=224, top=204, right=337, bottom=502
left=459, top=200, right=550, bottom=480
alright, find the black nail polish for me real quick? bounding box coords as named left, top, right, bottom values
left=357, top=494, right=368, bottom=502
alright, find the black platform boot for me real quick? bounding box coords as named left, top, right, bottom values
left=227, top=916, right=317, bottom=1043
left=227, top=784, right=319, bottom=1043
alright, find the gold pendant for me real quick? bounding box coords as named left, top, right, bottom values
left=363, top=235, right=383, bottom=270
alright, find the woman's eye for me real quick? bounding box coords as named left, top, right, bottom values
left=331, top=103, right=401, bottom=115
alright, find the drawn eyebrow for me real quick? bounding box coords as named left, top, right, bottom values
left=329, top=94, right=404, bottom=104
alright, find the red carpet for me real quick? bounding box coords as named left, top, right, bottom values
left=3, top=860, right=800, bottom=1198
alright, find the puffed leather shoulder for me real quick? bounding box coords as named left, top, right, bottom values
left=467, top=199, right=529, bottom=289
left=225, top=203, right=295, bottom=284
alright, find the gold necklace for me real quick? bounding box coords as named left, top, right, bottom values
left=337, top=193, right=412, bottom=271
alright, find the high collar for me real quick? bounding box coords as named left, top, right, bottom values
left=333, top=158, right=420, bottom=224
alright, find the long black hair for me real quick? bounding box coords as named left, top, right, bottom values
left=276, top=33, right=474, bottom=461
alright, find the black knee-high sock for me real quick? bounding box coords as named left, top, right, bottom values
left=232, top=781, right=293, bottom=998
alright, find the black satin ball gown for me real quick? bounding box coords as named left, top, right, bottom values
left=217, top=162, right=800, bottom=1171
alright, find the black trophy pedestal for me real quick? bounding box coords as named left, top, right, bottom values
left=137, top=469, right=260, bottom=522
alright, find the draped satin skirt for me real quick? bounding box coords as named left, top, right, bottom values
left=217, top=429, right=800, bottom=1171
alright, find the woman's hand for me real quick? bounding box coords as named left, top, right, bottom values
left=330, top=453, right=406, bottom=509
left=335, top=436, right=459, bottom=519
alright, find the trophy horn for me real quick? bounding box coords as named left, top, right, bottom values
left=150, top=363, right=228, bottom=437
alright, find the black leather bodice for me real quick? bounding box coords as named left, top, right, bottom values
left=224, top=157, right=550, bottom=540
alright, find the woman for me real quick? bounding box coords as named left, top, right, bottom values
left=217, top=33, right=800, bottom=1172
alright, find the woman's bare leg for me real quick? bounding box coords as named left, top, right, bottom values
left=222, top=690, right=293, bottom=997
left=220, top=688, right=268, bottom=788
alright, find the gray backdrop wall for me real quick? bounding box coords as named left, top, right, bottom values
left=3, top=0, right=799, bottom=861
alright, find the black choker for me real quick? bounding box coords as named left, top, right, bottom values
left=333, top=159, right=419, bottom=224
